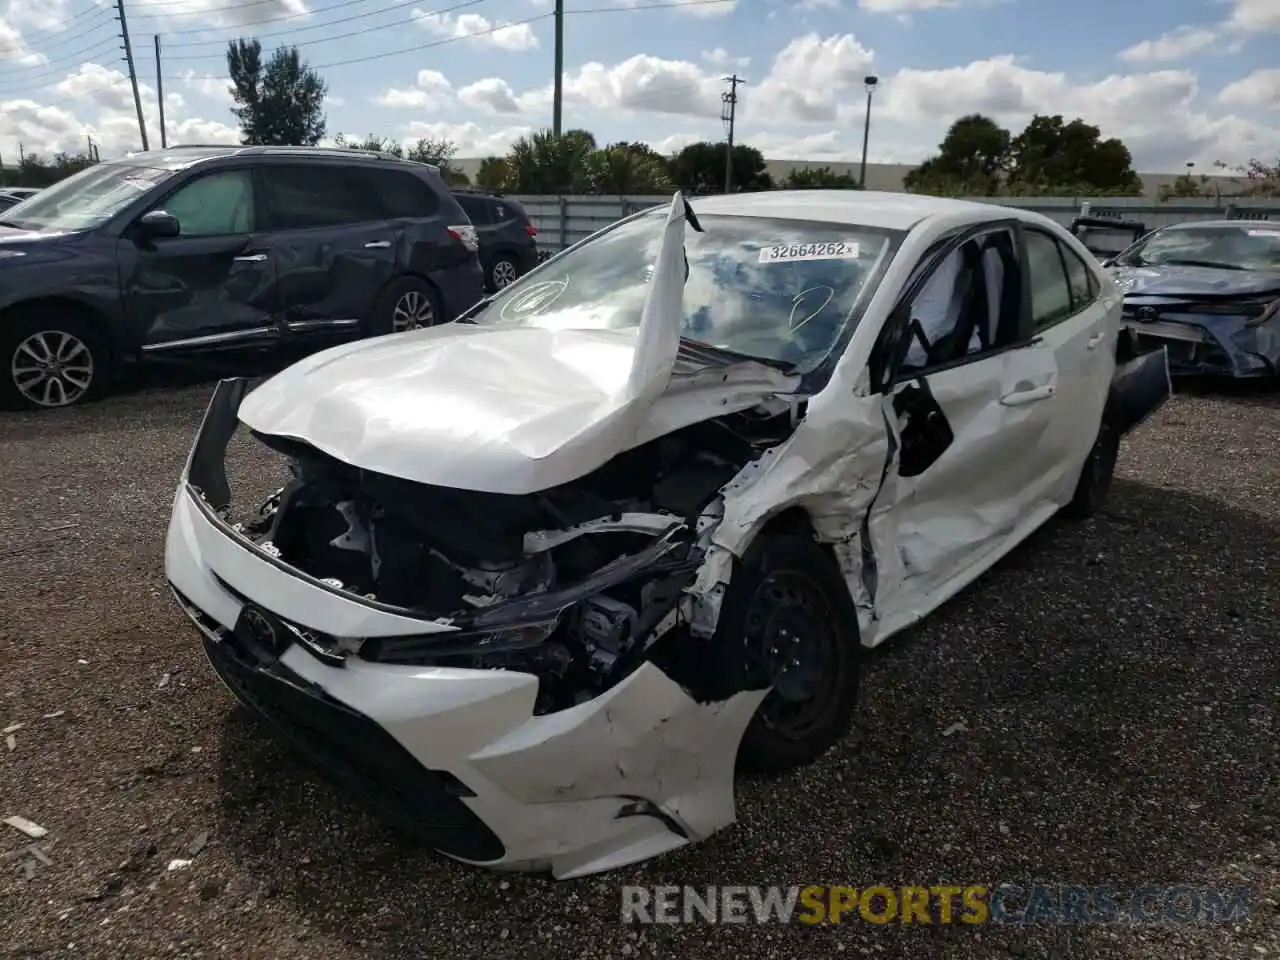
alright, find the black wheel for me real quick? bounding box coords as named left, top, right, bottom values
left=368, top=276, right=442, bottom=336
left=1061, top=402, right=1121, bottom=520
left=713, top=534, right=862, bottom=775
left=0, top=307, right=111, bottom=411
left=486, top=255, right=519, bottom=292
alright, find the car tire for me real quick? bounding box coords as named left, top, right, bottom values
left=486, top=255, right=520, bottom=292
left=1061, top=400, right=1121, bottom=520
left=714, top=533, right=863, bottom=776
left=368, top=276, right=442, bottom=336
left=0, top=307, right=111, bottom=411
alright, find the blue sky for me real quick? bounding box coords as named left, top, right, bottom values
left=0, top=0, right=1276, bottom=172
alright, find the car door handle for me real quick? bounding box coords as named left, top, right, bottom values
left=233, top=253, right=267, bottom=262
left=364, top=241, right=390, bottom=249
left=1000, top=384, right=1055, bottom=406
left=1086, top=333, right=1106, bottom=349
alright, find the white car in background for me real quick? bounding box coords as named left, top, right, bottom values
left=165, top=191, right=1171, bottom=879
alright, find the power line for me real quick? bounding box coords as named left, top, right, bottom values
left=164, top=0, right=486, bottom=47
left=171, top=0, right=734, bottom=78
left=163, top=0, right=493, bottom=61
left=0, top=43, right=122, bottom=94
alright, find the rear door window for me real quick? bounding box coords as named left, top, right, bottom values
left=259, top=164, right=377, bottom=230
left=490, top=201, right=510, bottom=223
left=456, top=195, right=490, bottom=224
left=364, top=168, right=441, bottom=219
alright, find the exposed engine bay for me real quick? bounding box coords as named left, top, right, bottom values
left=231, top=405, right=800, bottom=715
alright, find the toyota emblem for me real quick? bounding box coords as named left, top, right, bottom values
left=241, top=607, right=279, bottom=650
left=1138, top=306, right=1158, bottom=323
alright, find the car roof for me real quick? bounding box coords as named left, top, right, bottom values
left=685, top=189, right=1042, bottom=232
left=1160, top=219, right=1275, bottom=231
left=111, top=145, right=442, bottom=174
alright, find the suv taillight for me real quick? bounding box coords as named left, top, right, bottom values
left=524, top=223, right=538, bottom=237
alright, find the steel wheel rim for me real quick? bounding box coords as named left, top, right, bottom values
left=492, top=259, right=518, bottom=288
left=11, top=330, right=95, bottom=408
left=745, top=570, right=843, bottom=742
left=392, top=290, right=434, bottom=332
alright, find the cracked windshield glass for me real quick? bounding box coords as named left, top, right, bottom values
left=472, top=208, right=901, bottom=372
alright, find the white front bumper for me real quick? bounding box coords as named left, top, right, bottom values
left=165, top=484, right=766, bottom=878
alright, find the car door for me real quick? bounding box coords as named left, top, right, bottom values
left=1020, top=224, right=1114, bottom=500
left=862, top=224, right=1068, bottom=630
left=119, top=166, right=277, bottom=353
left=256, top=162, right=400, bottom=337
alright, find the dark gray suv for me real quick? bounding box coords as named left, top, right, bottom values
left=0, top=145, right=485, bottom=410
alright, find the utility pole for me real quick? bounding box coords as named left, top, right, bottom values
left=155, top=35, right=167, bottom=148
left=721, top=74, right=744, bottom=194
left=115, top=0, right=149, bottom=151
left=551, top=0, right=563, bottom=135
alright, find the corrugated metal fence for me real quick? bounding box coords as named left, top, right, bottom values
left=514, top=194, right=1280, bottom=257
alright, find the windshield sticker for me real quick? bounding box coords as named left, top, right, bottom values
left=499, top=279, right=568, bottom=322
left=759, top=241, right=861, bottom=264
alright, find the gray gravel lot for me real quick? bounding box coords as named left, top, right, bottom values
left=1, top=374, right=1277, bottom=960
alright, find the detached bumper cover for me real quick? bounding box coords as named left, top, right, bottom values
left=1111, top=346, right=1173, bottom=436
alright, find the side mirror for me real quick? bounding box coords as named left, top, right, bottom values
left=135, top=209, right=180, bottom=241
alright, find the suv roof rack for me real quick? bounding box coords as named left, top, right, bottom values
left=453, top=186, right=503, bottom=197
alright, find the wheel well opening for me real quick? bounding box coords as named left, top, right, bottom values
left=2, top=296, right=115, bottom=359
left=757, top=506, right=843, bottom=570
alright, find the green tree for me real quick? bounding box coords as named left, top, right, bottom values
left=903, top=114, right=1011, bottom=195
left=783, top=165, right=862, bottom=189
left=583, top=142, right=671, bottom=194
left=474, top=156, right=509, bottom=191
left=0, top=151, right=96, bottom=188
left=503, top=129, right=597, bottom=193
left=335, top=133, right=403, bottom=156
left=227, top=38, right=327, bottom=146
left=668, top=142, right=772, bottom=193
left=1007, top=114, right=1140, bottom=195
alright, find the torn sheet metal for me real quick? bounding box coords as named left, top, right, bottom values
left=236, top=193, right=733, bottom=496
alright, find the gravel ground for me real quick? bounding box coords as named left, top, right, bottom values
left=1, top=371, right=1277, bottom=960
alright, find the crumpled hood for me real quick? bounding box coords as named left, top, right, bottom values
left=1111, top=263, right=1280, bottom=298
left=238, top=192, right=797, bottom=496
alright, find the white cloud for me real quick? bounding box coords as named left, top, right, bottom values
left=701, top=47, right=751, bottom=67
left=412, top=9, right=540, bottom=50
left=1217, top=68, right=1280, bottom=109
left=857, top=0, right=959, bottom=10
left=751, top=33, right=877, bottom=124
left=614, top=0, right=738, bottom=16
left=458, top=78, right=523, bottom=114
left=374, top=69, right=455, bottom=109
left=1119, top=26, right=1218, bottom=63
left=181, top=71, right=234, bottom=106
left=0, top=17, right=45, bottom=66
left=1, top=62, right=237, bottom=158
left=401, top=120, right=533, bottom=156
left=132, top=0, right=308, bottom=27
left=1224, top=0, right=1280, bottom=34
left=5, top=0, right=70, bottom=31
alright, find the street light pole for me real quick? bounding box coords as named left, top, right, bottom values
left=859, top=75, right=878, bottom=189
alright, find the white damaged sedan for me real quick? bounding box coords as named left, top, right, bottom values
left=165, top=191, right=1171, bottom=878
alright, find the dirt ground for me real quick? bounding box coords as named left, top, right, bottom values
left=1, top=373, right=1277, bottom=960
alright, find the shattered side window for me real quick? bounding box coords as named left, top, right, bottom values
left=473, top=210, right=904, bottom=373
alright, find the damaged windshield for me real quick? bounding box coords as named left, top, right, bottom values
left=0, top=162, right=174, bottom=232
left=470, top=208, right=903, bottom=376
left=1119, top=223, right=1280, bottom=272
